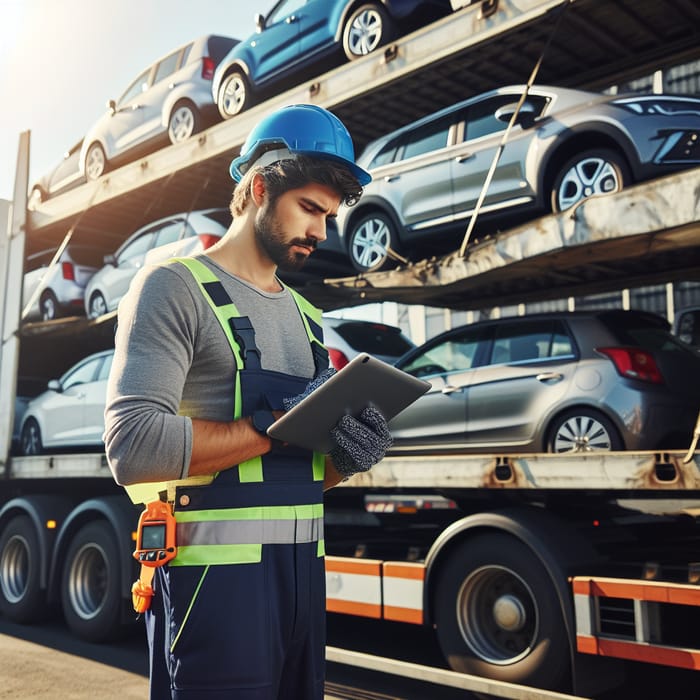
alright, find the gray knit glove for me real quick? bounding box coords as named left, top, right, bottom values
left=283, top=367, right=337, bottom=411
left=330, top=406, right=393, bottom=478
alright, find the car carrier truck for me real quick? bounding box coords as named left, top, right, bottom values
left=2, top=1, right=700, bottom=696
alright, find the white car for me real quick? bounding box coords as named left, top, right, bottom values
left=22, top=244, right=103, bottom=321
left=19, top=350, right=114, bottom=455
left=84, top=208, right=230, bottom=319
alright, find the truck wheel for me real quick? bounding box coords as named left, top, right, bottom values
left=550, top=148, right=630, bottom=213
left=348, top=210, right=398, bottom=272
left=61, top=521, right=123, bottom=642
left=342, top=3, right=396, bottom=60
left=0, top=515, right=47, bottom=623
left=547, top=407, right=623, bottom=453
left=20, top=418, right=43, bottom=456
left=433, top=533, right=570, bottom=690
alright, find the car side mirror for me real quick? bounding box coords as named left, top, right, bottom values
left=48, top=379, right=62, bottom=393
left=255, top=13, right=264, bottom=32
left=495, top=101, right=537, bottom=128
left=107, top=99, right=117, bottom=115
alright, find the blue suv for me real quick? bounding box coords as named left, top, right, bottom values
left=212, top=0, right=452, bottom=119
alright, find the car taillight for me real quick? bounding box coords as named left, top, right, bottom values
left=62, top=262, right=75, bottom=281
left=197, top=233, right=220, bottom=250
left=597, top=347, right=663, bottom=384
left=328, top=348, right=349, bottom=370
left=201, top=57, right=215, bottom=80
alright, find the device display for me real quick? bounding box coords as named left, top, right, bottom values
left=133, top=500, right=177, bottom=566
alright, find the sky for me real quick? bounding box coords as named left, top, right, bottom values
left=0, top=0, right=265, bottom=202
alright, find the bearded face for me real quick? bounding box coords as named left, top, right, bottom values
left=254, top=197, right=318, bottom=272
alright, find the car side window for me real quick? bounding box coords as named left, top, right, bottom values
left=401, top=115, right=453, bottom=161
left=62, top=358, right=100, bottom=390
left=267, top=0, right=306, bottom=26
left=402, top=330, right=481, bottom=378
left=490, top=320, right=573, bottom=364
left=153, top=221, right=186, bottom=247
left=153, top=50, right=181, bottom=84
left=96, top=354, right=114, bottom=382
left=118, top=68, right=152, bottom=107
left=118, top=232, right=157, bottom=263
left=464, top=95, right=549, bottom=141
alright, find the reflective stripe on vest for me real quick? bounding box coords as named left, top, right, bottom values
left=171, top=503, right=324, bottom=566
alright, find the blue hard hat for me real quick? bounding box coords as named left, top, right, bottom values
left=229, top=104, right=371, bottom=186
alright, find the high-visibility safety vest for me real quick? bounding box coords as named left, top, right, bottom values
left=124, top=256, right=328, bottom=508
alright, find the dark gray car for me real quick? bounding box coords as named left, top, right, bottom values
left=336, top=84, right=700, bottom=271
left=390, top=310, right=700, bottom=454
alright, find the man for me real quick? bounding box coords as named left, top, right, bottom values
left=104, top=104, right=392, bottom=699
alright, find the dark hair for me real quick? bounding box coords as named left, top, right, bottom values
left=230, top=155, right=363, bottom=217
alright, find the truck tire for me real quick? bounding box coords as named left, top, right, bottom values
left=61, top=520, right=123, bottom=642
left=0, top=515, right=47, bottom=623
left=433, top=533, right=570, bottom=690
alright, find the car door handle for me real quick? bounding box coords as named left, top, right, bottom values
left=384, top=175, right=399, bottom=182
left=286, top=15, right=297, bottom=23
left=537, top=372, right=563, bottom=383
left=441, top=384, right=463, bottom=395
left=76, top=392, right=86, bottom=399
left=454, top=153, right=473, bottom=163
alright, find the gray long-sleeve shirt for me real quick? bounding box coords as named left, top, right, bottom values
left=104, top=255, right=315, bottom=486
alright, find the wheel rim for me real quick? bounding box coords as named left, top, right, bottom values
left=67, top=541, right=109, bottom=620
left=22, top=422, right=41, bottom=455
left=220, top=75, right=246, bottom=117
left=456, top=565, right=538, bottom=665
left=556, top=157, right=621, bottom=210
left=347, top=8, right=384, bottom=56
left=41, top=296, right=56, bottom=321
left=85, top=145, right=105, bottom=180
left=0, top=534, right=30, bottom=604
left=350, top=216, right=390, bottom=270
left=169, top=105, right=195, bottom=143
left=89, top=293, right=107, bottom=318
left=552, top=415, right=612, bottom=452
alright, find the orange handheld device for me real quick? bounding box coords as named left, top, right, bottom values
left=133, top=500, right=177, bottom=567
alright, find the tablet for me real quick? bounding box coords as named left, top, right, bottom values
left=268, top=353, right=430, bottom=453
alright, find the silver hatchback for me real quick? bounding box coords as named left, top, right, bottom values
left=79, top=34, right=238, bottom=181
left=337, top=84, right=700, bottom=272
left=390, top=310, right=700, bottom=454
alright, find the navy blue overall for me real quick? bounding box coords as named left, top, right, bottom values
left=145, top=258, right=328, bottom=699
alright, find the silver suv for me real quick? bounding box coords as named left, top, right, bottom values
left=336, top=85, right=700, bottom=272
left=390, top=310, right=700, bottom=454
left=80, top=34, right=238, bottom=181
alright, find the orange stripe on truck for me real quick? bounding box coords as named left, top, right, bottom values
left=572, top=576, right=700, bottom=606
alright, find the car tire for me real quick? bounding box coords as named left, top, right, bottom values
left=20, top=418, right=43, bottom=456
left=88, top=291, right=108, bottom=319
left=218, top=70, right=251, bottom=119
left=61, top=520, right=124, bottom=642
left=85, top=142, right=107, bottom=181
left=39, top=290, right=60, bottom=321
left=0, top=515, right=47, bottom=624
left=347, top=210, right=399, bottom=273
left=433, top=534, right=571, bottom=690
left=550, top=148, right=631, bottom=213
left=342, top=3, right=396, bottom=60
left=168, top=101, right=200, bottom=144
left=546, top=407, right=624, bottom=453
